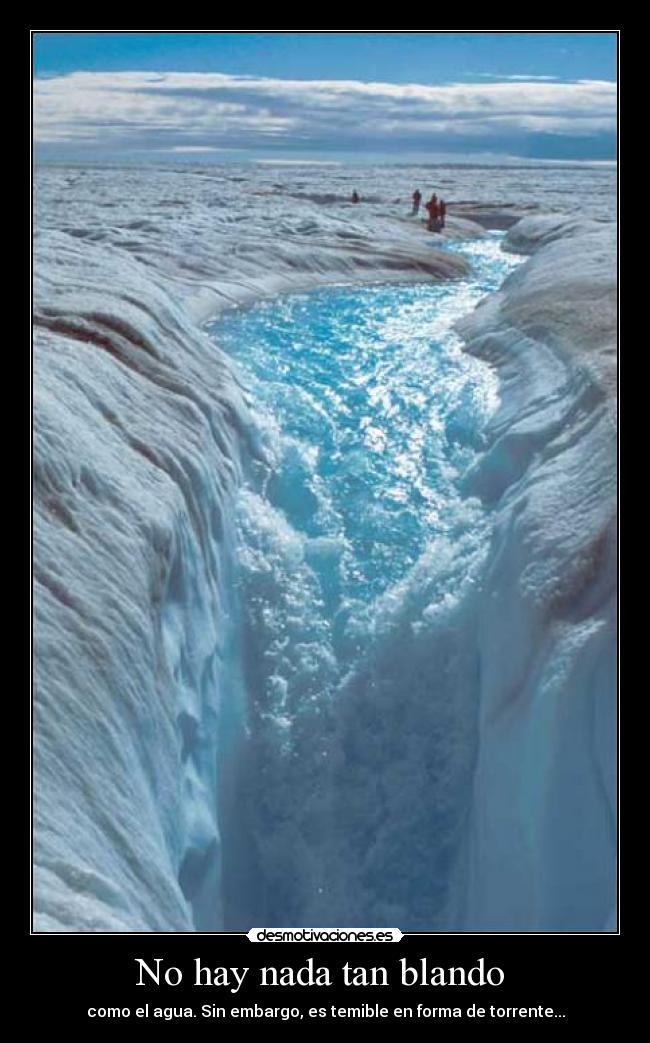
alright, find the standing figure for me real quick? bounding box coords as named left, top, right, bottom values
left=412, top=188, right=422, bottom=215
left=439, top=198, right=447, bottom=229
left=425, top=193, right=439, bottom=232
left=351, top=191, right=360, bottom=203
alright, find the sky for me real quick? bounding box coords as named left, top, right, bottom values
left=33, top=32, right=618, bottom=164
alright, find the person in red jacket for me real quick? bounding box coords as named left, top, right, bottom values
left=425, top=193, right=439, bottom=231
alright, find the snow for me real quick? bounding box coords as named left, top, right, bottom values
left=33, top=165, right=616, bottom=932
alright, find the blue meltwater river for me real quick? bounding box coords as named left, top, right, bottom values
left=209, top=234, right=520, bottom=929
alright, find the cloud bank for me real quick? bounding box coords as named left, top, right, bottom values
left=34, top=70, right=617, bottom=160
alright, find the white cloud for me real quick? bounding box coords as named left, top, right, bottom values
left=255, top=159, right=342, bottom=166
left=474, top=73, right=562, bottom=81
left=159, top=146, right=241, bottom=153
left=33, top=69, right=617, bottom=156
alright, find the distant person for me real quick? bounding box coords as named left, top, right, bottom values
left=351, top=191, right=360, bottom=203
left=412, top=189, right=422, bottom=215
left=439, top=199, right=447, bottom=229
left=425, top=193, right=439, bottom=232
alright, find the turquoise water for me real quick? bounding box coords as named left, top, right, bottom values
left=210, top=234, right=520, bottom=927
left=212, top=233, right=516, bottom=624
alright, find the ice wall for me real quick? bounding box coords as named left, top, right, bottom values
left=33, top=231, right=251, bottom=930
left=454, top=215, right=617, bottom=930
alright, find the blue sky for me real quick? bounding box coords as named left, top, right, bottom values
left=33, top=32, right=618, bottom=163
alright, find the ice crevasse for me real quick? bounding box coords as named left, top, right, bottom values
left=33, top=211, right=617, bottom=932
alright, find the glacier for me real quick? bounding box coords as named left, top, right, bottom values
left=33, top=166, right=616, bottom=932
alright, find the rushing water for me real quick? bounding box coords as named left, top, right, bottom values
left=209, top=234, right=520, bottom=928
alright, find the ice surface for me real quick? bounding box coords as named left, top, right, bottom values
left=33, top=230, right=250, bottom=930
left=33, top=164, right=616, bottom=931
left=456, top=215, right=617, bottom=930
